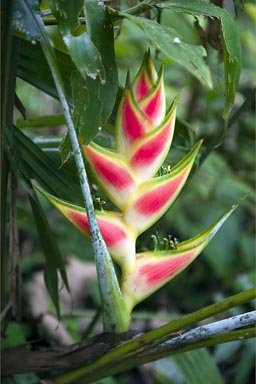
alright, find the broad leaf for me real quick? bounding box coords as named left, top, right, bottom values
left=156, top=0, right=241, bottom=119
left=50, top=0, right=105, bottom=81
left=119, top=14, right=212, bottom=89
left=71, top=70, right=101, bottom=143
left=50, top=0, right=119, bottom=143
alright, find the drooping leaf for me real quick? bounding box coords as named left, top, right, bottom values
left=17, top=39, right=74, bottom=102
left=29, top=194, right=66, bottom=317
left=156, top=0, right=241, bottom=119
left=4, top=125, right=70, bottom=317
left=10, top=125, right=83, bottom=204
left=49, top=0, right=119, bottom=143
left=50, top=0, right=105, bottom=82
left=119, top=13, right=212, bottom=89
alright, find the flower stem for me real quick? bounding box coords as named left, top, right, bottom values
left=24, top=0, right=130, bottom=333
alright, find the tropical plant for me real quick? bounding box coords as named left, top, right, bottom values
left=1, top=0, right=255, bottom=383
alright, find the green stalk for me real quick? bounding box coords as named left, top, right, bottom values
left=23, top=0, right=130, bottom=332
left=101, top=328, right=255, bottom=378
left=55, top=288, right=255, bottom=384
left=171, top=327, right=255, bottom=354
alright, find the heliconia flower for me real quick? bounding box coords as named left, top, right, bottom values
left=115, top=54, right=167, bottom=156
left=121, top=201, right=238, bottom=313
left=35, top=185, right=136, bottom=268
left=35, top=52, right=239, bottom=322
left=124, top=141, right=202, bottom=234
left=132, top=51, right=158, bottom=101
left=138, top=69, right=166, bottom=126
left=84, top=98, right=177, bottom=197
left=126, top=98, right=177, bottom=181
left=84, top=142, right=137, bottom=210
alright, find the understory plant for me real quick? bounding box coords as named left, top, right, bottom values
left=2, top=0, right=255, bottom=382
left=37, top=52, right=239, bottom=329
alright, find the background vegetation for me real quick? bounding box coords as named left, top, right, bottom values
left=1, top=0, right=255, bottom=383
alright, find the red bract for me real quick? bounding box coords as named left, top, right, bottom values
left=36, top=52, right=236, bottom=314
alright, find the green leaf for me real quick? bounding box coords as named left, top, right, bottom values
left=2, top=1, right=19, bottom=303
left=235, top=339, right=255, bottom=384
left=1, top=322, right=30, bottom=349
left=156, top=0, right=241, bottom=119
left=84, top=0, right=118, bottom=123
left=172, top=349, right=224, bottom=384
left=175, top=118, right=196, bottom=146
left=16, top=7, right=118, bottom=141
left=59, top=133, right=72, bottom=166
left=50, top=0, right=105, bottom=82
left=11, top=125, right=83, bottom=204
left=29, top=195, right=62, bottom=316
left=16, top=114, right=65, bottom=128
left=49, top=0, right=119, bottom=143
left=120, top=14, right=212, bottom=89
left=17, top=39, right=74, bottom=102
left=4, top=125, right=70, bottom=317
left=71, top=70, right=101, bottom=143
left=12, top=0, right=40, bottom=42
